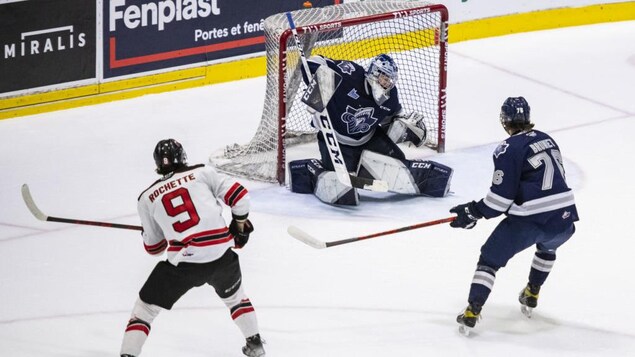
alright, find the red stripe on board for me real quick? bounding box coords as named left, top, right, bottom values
left=109, top=36, right=265, bottom=69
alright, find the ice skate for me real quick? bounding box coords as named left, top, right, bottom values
left=519, top=283, right=540, bottom=318
left=456, top=304, right=481, bottom=336
left=242, top=334, right=265, bottom=357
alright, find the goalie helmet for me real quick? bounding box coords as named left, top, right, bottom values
left=366, top=54, right=398, bottom=105
left=153, top=139, right=187, bottom=175
left=500, top=96, right=533, bottom=135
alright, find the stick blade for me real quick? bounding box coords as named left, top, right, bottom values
left=21, top=184, right=48, bottom=221
left=287, top=226, right=327, bottom=249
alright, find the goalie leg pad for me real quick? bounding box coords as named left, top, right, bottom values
left=312, top=164, right=359, bottom=206
left=289, top=159, right=359, bottom=205
left=289, top=159, right=316, bottom=194
left=409, top=159, right=453, bottom=197
left=357, top=150, right=452, bottom=197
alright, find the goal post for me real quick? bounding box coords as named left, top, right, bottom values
left=210, top=1, right=448, bottom=184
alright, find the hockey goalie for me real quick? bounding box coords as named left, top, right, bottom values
left=288, top=54, right=453, bottom=206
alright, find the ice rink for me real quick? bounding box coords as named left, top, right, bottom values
left=1, top=20, right=634, bottom=356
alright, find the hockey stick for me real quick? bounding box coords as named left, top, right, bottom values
left=21, top=184, right=143, bottom=231
left=287, top=216, right=456, bottom=249
left=285, top=12, right=388, bottom=193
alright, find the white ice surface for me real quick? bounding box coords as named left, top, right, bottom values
left=1, top=21, right=634, bottom=356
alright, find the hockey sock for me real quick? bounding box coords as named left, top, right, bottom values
left=221, top=286, right=260, bottom=338
left=468, top=265, right=497, bottom=307
left=528, top=250, right=556, bottom=287
left=120, top=298, right=162, bottom=357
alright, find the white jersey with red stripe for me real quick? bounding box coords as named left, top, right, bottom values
left=137, top=164, right=249, bottom=265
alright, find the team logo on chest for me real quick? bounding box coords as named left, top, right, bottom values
left=494, top=141, right=509, bottom=158
left=337, top=61, right=356, bottom=74
left=341, top=105, right=378, bottom=135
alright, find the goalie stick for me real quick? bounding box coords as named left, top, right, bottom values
left=287, top=216, right=456, bottom=249
left=21, top=184, right=142, bottom=231
left=285, top=12, right=388, bottom=193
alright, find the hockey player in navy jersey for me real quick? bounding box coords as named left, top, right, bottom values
left=119, top=139, right=265, bottom=357
left=288, top=54, right=453, bottom=205
left=450, top=97, right=579, bottom=335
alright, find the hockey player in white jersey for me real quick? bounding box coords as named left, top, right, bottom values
left=119, top=139, right=265, bottom=357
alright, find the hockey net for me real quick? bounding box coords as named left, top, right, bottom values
left=210, top=1, right=448, bottom=184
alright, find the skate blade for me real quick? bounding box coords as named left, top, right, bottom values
left=458, top=324, right=473, bottom=336
left=520, top=305, right=533, bottom=318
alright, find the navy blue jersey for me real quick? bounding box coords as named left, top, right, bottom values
left=475, top=130, right=579, bottom=227
left=303, top=56, right=402, bottom=146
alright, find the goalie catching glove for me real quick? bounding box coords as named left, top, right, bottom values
left=387, top=111, right=428, bottom=147
left=229, top=217, right=254, bottom=248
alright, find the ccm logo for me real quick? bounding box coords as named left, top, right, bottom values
left=411, top=162, right=431, bottom=169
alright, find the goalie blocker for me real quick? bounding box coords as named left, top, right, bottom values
left=289, top=151, right=452, bottom=205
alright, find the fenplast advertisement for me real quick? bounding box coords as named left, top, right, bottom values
left=104, top=0, right=340, bottom=78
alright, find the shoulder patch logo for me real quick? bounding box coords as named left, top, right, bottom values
left=494, top=141, right=509, bottom=158
left=337, top=61, right=356, bottom=75
left=341, top=105, right=377, bottom=135
left=347, top=88, right=359, bottom=99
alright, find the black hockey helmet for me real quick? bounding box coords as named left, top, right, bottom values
left=500, top=96, right=533, bottom=135
left=153, top=139, right=187, bottom=175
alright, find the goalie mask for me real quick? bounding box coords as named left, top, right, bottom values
left=153, top=139, right=187, bottom=175
left=500, top=96, right=533, bottom=135
left=366, top=54, right=398, bottom=105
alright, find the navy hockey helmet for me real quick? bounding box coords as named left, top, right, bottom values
left=500, top=96, right=533, bottom=135
left=153, top=139, right=187, bottom=175
left=366, top=54, right=398, bottom=105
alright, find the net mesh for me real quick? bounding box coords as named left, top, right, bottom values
left=210, top=1, right=446, bottom=183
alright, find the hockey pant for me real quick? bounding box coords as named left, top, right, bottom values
left=466, top=217, right=575, bottom=307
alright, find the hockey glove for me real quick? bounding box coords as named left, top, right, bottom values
left=229, top=218, right=254, bottom=249
left=449, top=201, right=483, bottom=229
